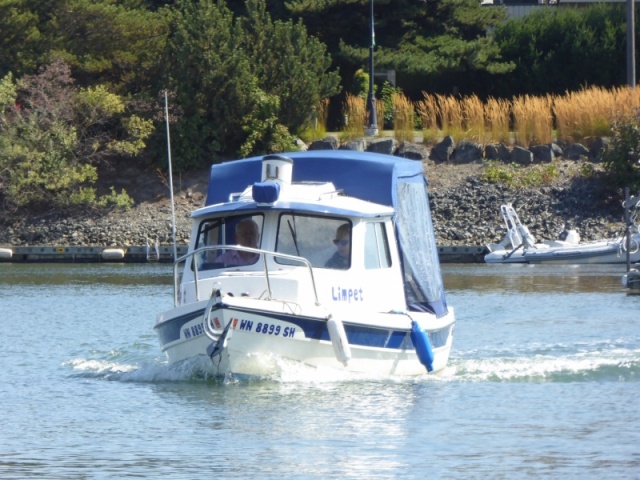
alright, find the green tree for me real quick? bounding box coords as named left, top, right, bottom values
left=493, top=5, right=626, bottom=97
left=0, top=0, right=168, bottom=95
left=239, top=0, right=341, bottom=133
left=0, top=60, right=153, bottom=213
left=286, top=0, right=512, bottom=98
left=0, top=0, right=50, bottom=77
left=164, top=0, right=258, bottom=167
left=49, top=0, right=168, bottom=94
left=163, top=0, right=340, bottom=167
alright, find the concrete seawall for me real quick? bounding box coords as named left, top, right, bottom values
left=0, top=244, right=488, bottom=264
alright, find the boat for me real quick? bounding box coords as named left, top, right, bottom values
left=621, top=191, right=640, bottom=293
left=154, top=151, right=455, bottom=378
left=484, top=203, right=640, bottom=264
left=622, top=267, right=640, bottom=293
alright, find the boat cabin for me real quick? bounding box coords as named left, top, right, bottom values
left=174, top=151, right=448, bottom=319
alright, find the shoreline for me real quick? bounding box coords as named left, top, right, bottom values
left=0, top=159, right=629, bottom=260
left=0, top=243, right=488, bottom=264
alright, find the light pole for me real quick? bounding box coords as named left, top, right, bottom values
left=365, top=0, right=379, bottom=136
left=627, top=0, right=636, bottom=87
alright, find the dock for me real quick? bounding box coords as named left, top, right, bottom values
left=0, top=245, right=189, bottom=263
left=0, top=244, right=488, bottom=264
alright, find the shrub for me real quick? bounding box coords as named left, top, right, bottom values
left=601, top=114, right=640, bottom=191
left=0, top=61, right=151, bottom=213
left=239, top=86, right=299, bottom=158
left=483, top=161, right=560, bottom=188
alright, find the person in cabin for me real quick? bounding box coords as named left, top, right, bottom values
left=215, top=218, right=260, bottom=266
left=325, top=223, right=351, bottom=269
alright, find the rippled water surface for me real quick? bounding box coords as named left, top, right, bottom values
left=1, top=262, right=638, bottom=479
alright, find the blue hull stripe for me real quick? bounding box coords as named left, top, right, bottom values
left=154, top=304, right=414, bottom=350
left=224, top=305, right=410, bottom=349
left=154, top=310, right=204, bottom=347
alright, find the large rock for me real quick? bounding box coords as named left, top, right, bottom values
left=484, top=143, right=511, bottom=162
left=530, top=144, right=555, bottom=163
left=308, top=136, right=339, bottom=150
left=339, top=138, right=367, bottom=151
left=395, top=142, right=428, bottom=160
left=429, top=136, right=455, bottom=162
left=510, top=146, right=533, bottom=165
left=452, top=140, right=482, bottom=164
left=551, top=142, right=564, bottom=158
left=565, top=143, right=589, bottom=160
left=366, top=138, right=397, bottom=155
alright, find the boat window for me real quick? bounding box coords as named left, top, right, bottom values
left=275, top=214, right=351, bottom=269
left=364, top=222, right=391, bottom=269
left=395, top=180, right=447, bottom=315
left=193, top=214, right=264, bottom=270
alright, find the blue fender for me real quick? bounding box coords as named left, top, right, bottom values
left=410, top=321, right=434, bottom=372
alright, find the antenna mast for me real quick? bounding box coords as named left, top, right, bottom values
left=164, top=90, right=178, bottom=262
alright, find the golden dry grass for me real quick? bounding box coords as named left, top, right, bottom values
left=460, top=94, right=485, bottom=143
left=415, top=92, right=440, bottom=144
left=342, top=94, right=367, bottom=140
left=512, top=94, right=553, bottom=146
left=437, top=94, right=465, bottom=141
left=338, top=86, right=640, bottom=146
left=484, top=97, right=511, bottom=144
left=392, top=92, right=415, bottom=143
left=555, top=86, right=640, bottom=142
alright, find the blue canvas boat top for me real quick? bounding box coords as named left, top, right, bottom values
left=205, top=150, right=426, bottom=209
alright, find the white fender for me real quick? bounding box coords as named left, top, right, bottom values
left=0, top=248, right=12, bottom=259
left=101, top=248, right=125, bottom=260
left=327, top=317, right=351, bottom=365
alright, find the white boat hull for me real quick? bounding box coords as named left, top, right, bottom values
left=485, top=202, right=640, bottom=264
left=486, top=240, right=640, bottom=264
left=155, top=297, right=455, bottom=378
left=523, top=242, right=638, bottom=264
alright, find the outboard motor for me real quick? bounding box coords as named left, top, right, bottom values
left=559, top=222, right=580, bottom=244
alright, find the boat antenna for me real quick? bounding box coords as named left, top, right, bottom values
left=625, top=187, right=631, bottom=272
left=164, top=90, right=178, bottom=262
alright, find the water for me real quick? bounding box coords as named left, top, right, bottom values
left=1, top=262, right=638, bottom=479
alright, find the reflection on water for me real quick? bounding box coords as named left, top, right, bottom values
left=0, top=262, right=172, bottom=286
left=2, top=261, right=629, bottom=292
left=443, top=263, right=626, bottom=294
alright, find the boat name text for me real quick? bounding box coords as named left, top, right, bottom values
left=332, top=286, right=364, bottom=303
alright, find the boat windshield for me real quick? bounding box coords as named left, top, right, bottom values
left=275, top=214, right=352, bottom=269
left=395, top=181, right=448, bottom=317
left=194, top=214, right=264, bottom=270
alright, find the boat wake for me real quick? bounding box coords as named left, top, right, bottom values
left=63, top=356, right=222, bottom=383
left=64, top=339, right=639, bottom=384
left=446, top=340, right=640, bottom=382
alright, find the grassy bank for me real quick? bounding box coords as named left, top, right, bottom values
left=318, top=85, right=639, bottom=148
